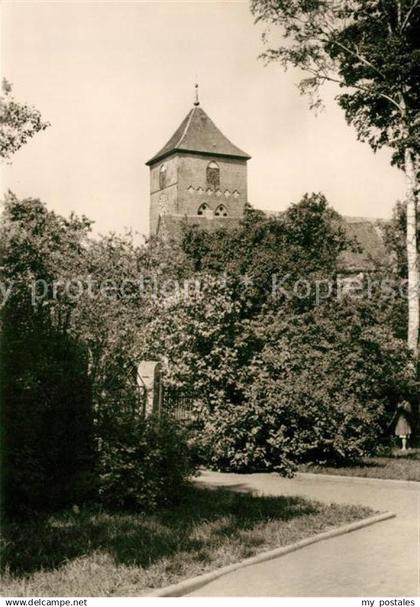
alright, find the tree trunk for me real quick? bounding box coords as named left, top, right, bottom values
left=404, top=146, right=419, bottom=359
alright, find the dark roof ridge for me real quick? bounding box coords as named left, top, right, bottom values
left=174, top=107, right=196, bottom=149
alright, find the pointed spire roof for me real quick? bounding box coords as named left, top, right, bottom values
left=146, top=105, right=251, bottom=166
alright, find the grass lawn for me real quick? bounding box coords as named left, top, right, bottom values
left=1, top=484, right=373, bottom=597
left=299, top=449, right=420, bottom=482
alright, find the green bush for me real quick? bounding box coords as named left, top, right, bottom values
left=97, top=414, right=196, bottom=510
left=195, top=301, right=415, bottom=473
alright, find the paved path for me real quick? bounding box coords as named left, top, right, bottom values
left=188, top=470, right=420, bottom=597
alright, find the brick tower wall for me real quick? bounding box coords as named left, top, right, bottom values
left=149, top=155, right=179, bottom=235
left=177, top=153, right=247, bottom=218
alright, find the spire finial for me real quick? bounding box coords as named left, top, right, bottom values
left=194, top=82, right=200, bottom=106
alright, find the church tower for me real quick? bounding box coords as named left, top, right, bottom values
left=146, top=86, right=251, bottom=237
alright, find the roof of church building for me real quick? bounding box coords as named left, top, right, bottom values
left=263, top=210, right=388, bottom=273
left=146, top=105, right=251, bottom=166
left=338, top=218, right=388, bottom=273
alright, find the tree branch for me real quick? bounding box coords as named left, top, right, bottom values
left=400, top=0, right=419, bottom=31
left=318, top=16, right=389, bottom=81
left=306, top=68, right=402, bottom=112
left=333, top=38, right=388, bottom=80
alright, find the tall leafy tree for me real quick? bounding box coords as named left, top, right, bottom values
left=182, top=194, right=351, bottom=316
left=251, top=0, right=420, bottom=357
left=0, top=195, right=94, bottom=511
left=0, top=79, right=49, bottom=160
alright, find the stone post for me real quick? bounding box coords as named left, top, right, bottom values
left=137, top=360, right=162, bottom=417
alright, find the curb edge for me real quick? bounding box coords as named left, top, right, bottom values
left=148, top=510, right=395, bottom=597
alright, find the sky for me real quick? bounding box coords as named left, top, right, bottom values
left=1, top=0, right=406, bottom=237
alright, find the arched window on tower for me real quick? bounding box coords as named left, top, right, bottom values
left=215, top=204, right=228, bottom=217
left=159, top=164, right=167, bottom=190
left=197, top=202, right=210, bottom=216
left=206, top=161, right=220, bottom=189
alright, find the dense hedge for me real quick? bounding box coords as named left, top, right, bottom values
left=1, top=306, right=94, bottom=512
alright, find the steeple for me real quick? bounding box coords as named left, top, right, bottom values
left=193, top=83, right=200, bottom=106
left=146, top=104, right=250, bottom=166
left=146, top=93, right=250, bottom=236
